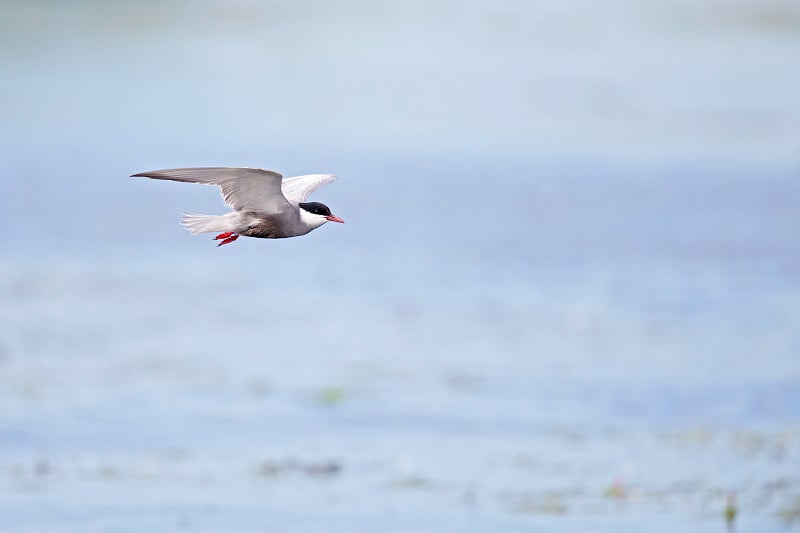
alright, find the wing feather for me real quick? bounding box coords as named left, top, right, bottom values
left=131, top=167, right=291, bottom=213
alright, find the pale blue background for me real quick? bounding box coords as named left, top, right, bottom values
left=1, top=1, right=799, bottom=531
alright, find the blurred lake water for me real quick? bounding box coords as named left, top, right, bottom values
left=0, top=1, right=799, bottom=531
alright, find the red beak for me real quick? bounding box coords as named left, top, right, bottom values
left=325, top=215, right=345, bottom=223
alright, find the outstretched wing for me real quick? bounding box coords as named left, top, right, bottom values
left=280, top=174, right=337, bottom=205
left=131, top=167, right=292, bottom=214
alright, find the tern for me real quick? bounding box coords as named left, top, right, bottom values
left=131, top=167, right=344, bottom=246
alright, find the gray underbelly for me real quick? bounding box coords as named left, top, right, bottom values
left=240, top=213, right=303, bottom=239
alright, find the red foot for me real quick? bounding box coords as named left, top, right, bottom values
left=217, top=234, right=239, bottom=247
left=214, top=232, right=234, bottom=240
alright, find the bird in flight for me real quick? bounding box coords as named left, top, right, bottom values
left=131, top=167, right=344, bottom=246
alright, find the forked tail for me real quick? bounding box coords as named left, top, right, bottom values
left=180, top=213, right=234, bottom=235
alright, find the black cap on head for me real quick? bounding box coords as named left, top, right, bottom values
left=299, top=202, right=332, bottom=217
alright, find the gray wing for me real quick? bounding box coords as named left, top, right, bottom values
left=131, top=167, right=292, bottom=213
left=280, top=174, right=337, bottom=205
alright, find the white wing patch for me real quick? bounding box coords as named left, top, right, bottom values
left=280, top=174, right=337, bottom=205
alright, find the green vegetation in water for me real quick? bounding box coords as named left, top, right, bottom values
left=603, top=478, right=627, bottom=500
left=511, top=495, right=568, bottom=515
left=256, top=459, right=341, bottom=479
left=388, top=475, right=433, bottom=491
left=778, top=496, right=800, bottom=527
left=314, top=386, right=348, bottom=406
left=725, top=494, right=737, bottom=531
